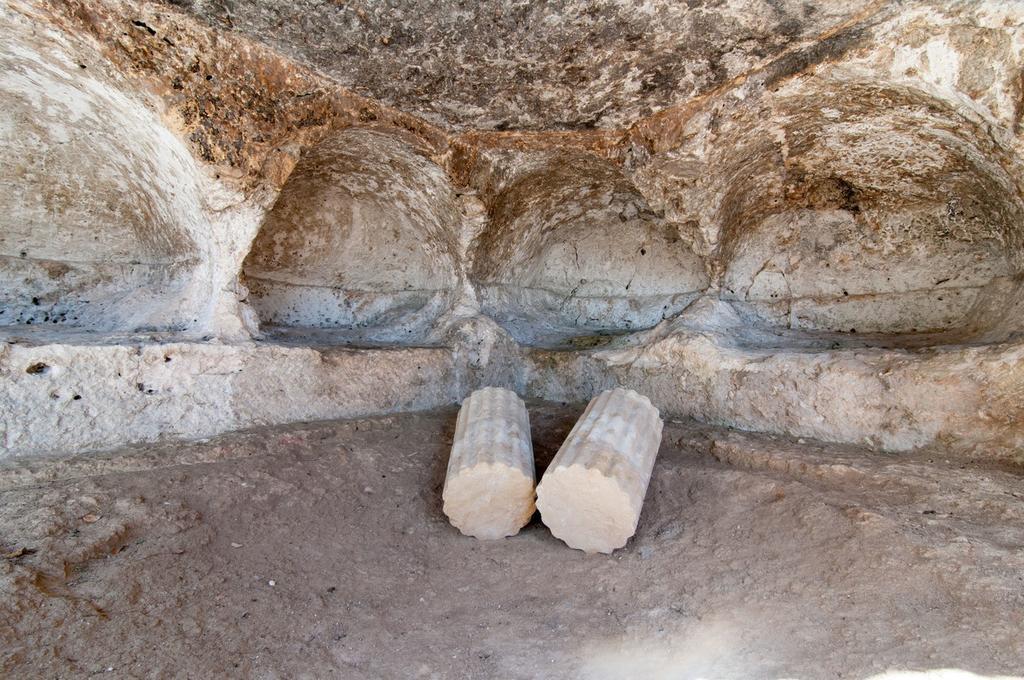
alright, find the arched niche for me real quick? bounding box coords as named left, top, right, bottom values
left=471, top=153, right=709, bottom=346
left=0, top=26, right=210, bottom=334
left=242, top=128, right=460, bottom=344
left=713, top=82, right=1024, bottom=340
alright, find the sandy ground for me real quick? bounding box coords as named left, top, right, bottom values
left=1, top=402, right=1022, bottom=679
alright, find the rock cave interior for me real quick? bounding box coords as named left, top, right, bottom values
left=1, top=1, right=1023, bottom=677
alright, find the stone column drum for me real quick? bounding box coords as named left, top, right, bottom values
left=536, top=388, right=663, bottom=553
left=442, top=387, right=536, bottom=539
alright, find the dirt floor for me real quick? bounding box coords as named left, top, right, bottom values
left=2, top=402, right=1023, bottom=679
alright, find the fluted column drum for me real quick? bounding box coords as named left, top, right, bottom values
left=442, top=387, right=536, bottom=539
left=536, top=388, right=663, bottom=553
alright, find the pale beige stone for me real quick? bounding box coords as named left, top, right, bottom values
left=536, top=388, right=663, bottom=553
left=442, top=387, right=536, bottom=539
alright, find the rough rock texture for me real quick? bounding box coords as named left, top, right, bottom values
left=471, top=152, right=709, bottom=344
left=537, top=389, right=663, bottom=553
left=0, top=6, right=261, bottom=337
left=632, top=79, right=1024, bottom=336
left=156, top=0, right=878, bottom=131
left=0, top=338, right=456, bottom=457
left=525, top=299, right=1024, bottom=458
left=242, top=127, right=460, bottom=341
left=2, top=0, right=1024, bottom=468
left=3, top=0, right=1023, bottom=674
left=1, top=405, right=1022, bottom=677
left=26, top=0, right=449, bottom=187
left=442, top=387, right=535, bottom=539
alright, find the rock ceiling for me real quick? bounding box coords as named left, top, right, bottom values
left=159, top=0, right=879, bottom=131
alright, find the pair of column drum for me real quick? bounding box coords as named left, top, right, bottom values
left=442, top=387, right=664, bottom=554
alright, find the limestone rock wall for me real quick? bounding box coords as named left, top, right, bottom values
left=0, top=340, right=456, bottom=456
left=631, top=80, right=1024, bottom=337
left=1, top=0, right=1023, bottom=460
left=0, top=7, right=241, bottom=335
left=470, top=152, right=709, bottom=344
left=242, top=128, right=461, bottom=342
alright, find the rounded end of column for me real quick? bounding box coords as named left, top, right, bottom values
left=442, top=462, right=536, bottom=539
left=535, top=464, right=638, bottom=554
left=601, top=387, right=659, bottom=417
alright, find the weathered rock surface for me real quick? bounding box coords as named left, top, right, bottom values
left=154, top=0, right=879, bottom=131
left=471, top=152, right=709, bottom=344
left=3, top=1, right=1024, bottom=674
left=0, top=7, right=259, bottom=337
left=0, top=338, right=457, bottom=457
left=1, top=0, right=1024, bottom=466
left=242, top=127, right=460, bottom=341
left=525, top=298, right=1024, bottom=459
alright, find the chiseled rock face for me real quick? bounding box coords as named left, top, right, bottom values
left=471, top=153, right=708, bottom=344
left=442, top=387, right=536, bottom=539
left=0, top=340, right=458, bottom=458
left=0, top=13, right=200, bottom=332
left=536, top=388, right=663, bottom=554
left=1, top=0, right=1024, bottom=463
left=0, top=3, right=275, bottom=339
left=710, top=83, right=1023, bottom=336
left=524, top=298, right=1024, bottom=457
left=242, top=127, right=460, bottom=341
